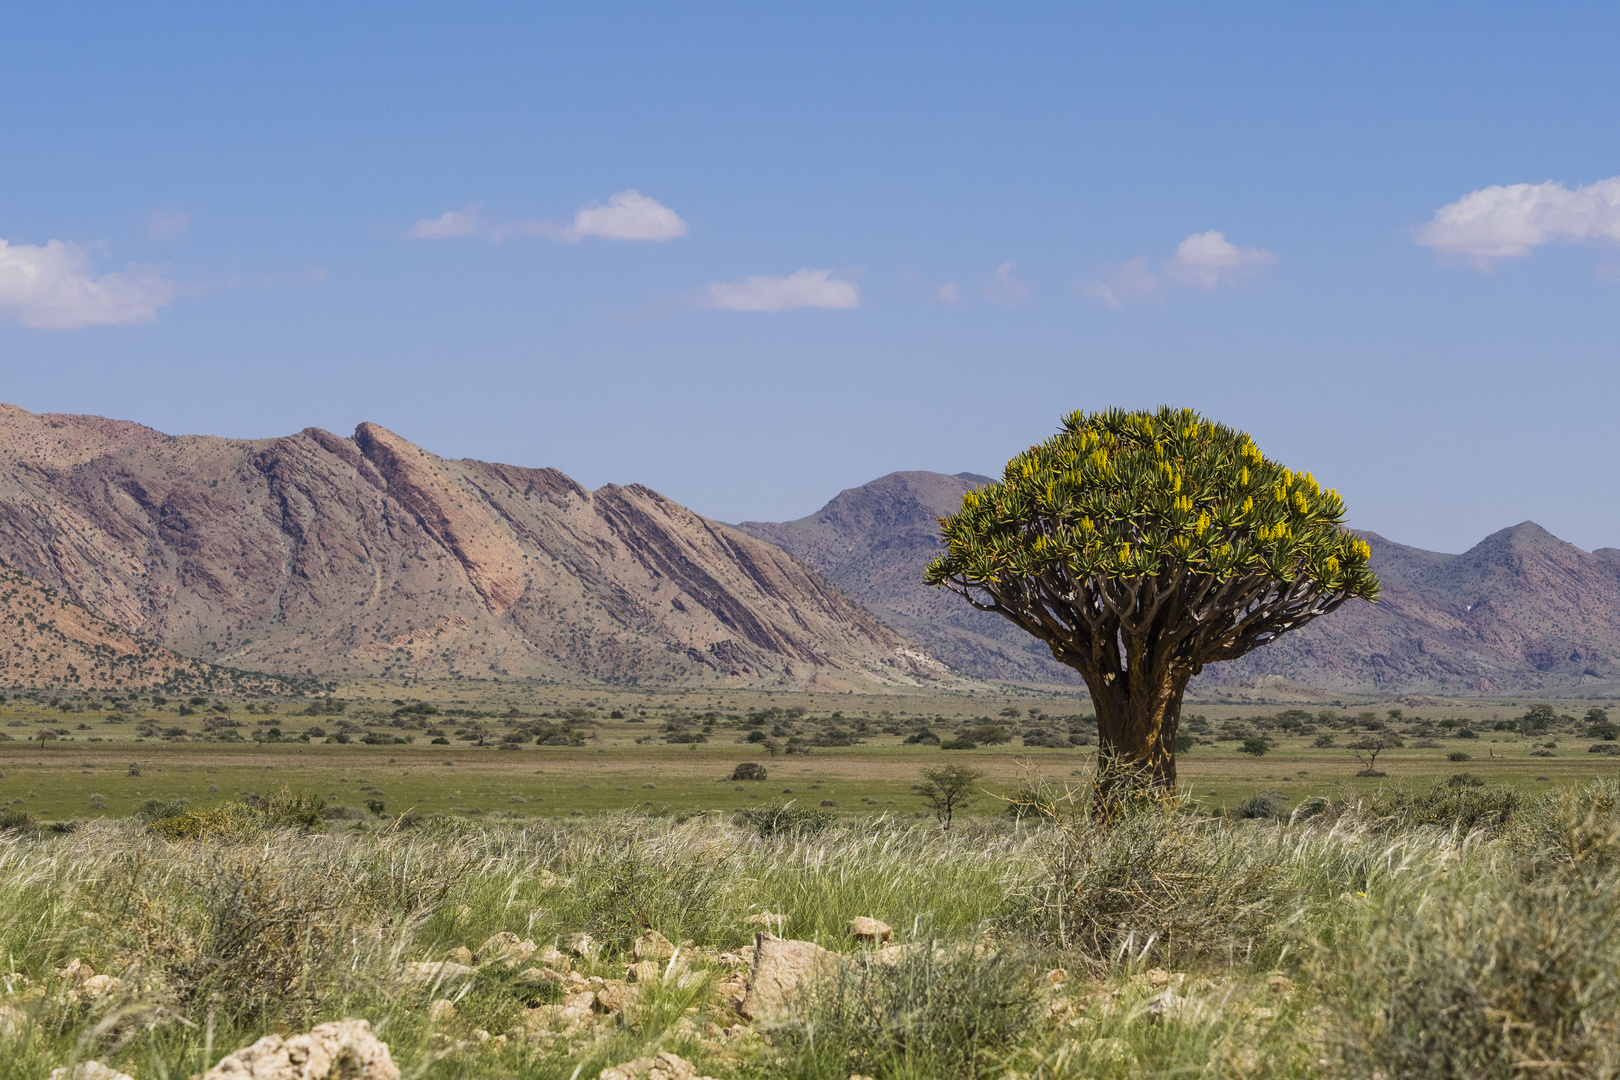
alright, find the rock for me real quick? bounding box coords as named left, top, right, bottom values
left=632, top=930, right=676, bottom=961
left=403, top=961, right=475, bottom=986
left=598, top=1051, right=716, bottom=1080
left=55, top=959, right=94, bottom=982
left=1267, top=974, right=1294, bottom=994
left=445, top=946, right=474, bottom=966
left=476, top=932, right=537, bottom=966
left=48, top=1063, right=133, bottom=1080
left=871, top=943, right=923, bottom=966
left=80, top=975, right=122, bottom=999
left=1142, top=968, right=1172, bottom=989
left=427, top=999, right=456, bottom=1024
left=201, top=1018, right=399, bottom=1080
left=560, top=991, right=597, bottom=1019
left=1044, top=968, right=1069, bottom=988
left=626, top=960, right=662, bottom=984
left=570, top=933, right=596, bottom=958
left=537, top=945, right=570, bottom=969
left=847, top=917, right=892, bottom=944
left=594, top=980, right=635, bottom=1013
left=738, top=933, right=839, bottom=1021
left=1147, top=990, right=1198, bottom=1024
left=0, top=1004, right=29, bottom=1041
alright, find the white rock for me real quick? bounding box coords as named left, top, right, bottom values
left=80, top=975, right=122, bottom=999
left=48, top=1063, right=133, bottom=1080
left=739, top=933, right=840, bottom=1021
left=632, top=930, right=675, bottom=961
left=847, top=916, right=892, bottom=944
left=598, top=1051, right=717, bottom=1080
left=0, top=1004, right=29, bottom=1041
left=201, top=1018, right=399, bottom=1080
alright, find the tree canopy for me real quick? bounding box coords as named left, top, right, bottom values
left=925, top=406, right=1379, bottom=796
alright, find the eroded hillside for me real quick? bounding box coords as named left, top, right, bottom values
left=0, top=405, right=946, bottom=689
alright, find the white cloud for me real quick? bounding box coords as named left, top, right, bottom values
left=1075, top=257, right=1166, bottom=309
left=412, top=190, right=688, bottom=245
left=409, top=204, right=507, bottom=241
left=0, top=237, right=178, bottom=329
left=1077, top=231, right=1276, bottom=308
left=1164, top=231, right=1278, bottom=289
left=936, top=281, right=962, bottom=303
left=145, top=210, right=191, bottom=240
left=1415, top=176, right=1620, bottom=266
left=983, top=262, right=1030, bottom=305
left=524, top=189, right=687, bottom=243
left=704, top=268, right=859, bottom=312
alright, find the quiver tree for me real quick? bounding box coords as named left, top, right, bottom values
left=924, top=407, right=1379, bottom=802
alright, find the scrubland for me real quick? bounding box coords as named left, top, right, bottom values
left=4, top=773, right=1620, bottom=1079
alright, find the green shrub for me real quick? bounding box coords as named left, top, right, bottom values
left=1328, top=790, right=1620, bottom=1078
left=787, top=943, right=1042, bottom=1079
left=745, top=801, right=835, bottom=838
left=1234, top=791, right=1288, bottom=820
left=0, top=807, right=36, bottom=832
left=1362, top=779, right=1522, bottom=834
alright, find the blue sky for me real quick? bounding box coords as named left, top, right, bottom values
left=3, top=3, right=1618, bottom=553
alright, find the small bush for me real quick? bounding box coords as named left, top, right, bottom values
left=744, top=801, right=835, bottom=838
left=939, top=738, right=977, bottom=750
left=729, top=762, right=768, bottom=781
left=1239, top=737, right=1270, bottom=756
left=1448, top=751, right=1473, bottom=761
left=0, top=808, right=36, bottom=832
left=1355, top=779, right=1521, bottom=834
left=790, top=943, right=1041, bottom=1080
left=1234, top=790, right=1289, bottom=820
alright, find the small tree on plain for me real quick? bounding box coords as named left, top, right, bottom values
left=913, top=764, right=983, bottom=830
left=925, top=407, right=1378, bottom=808
left=1349, top=735, right=1393, bottom=776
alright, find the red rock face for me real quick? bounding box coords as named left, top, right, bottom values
left=0, top=404, right=946, bottom=689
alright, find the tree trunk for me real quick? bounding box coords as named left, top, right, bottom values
left=1073, top=655, right=1195, bottom=817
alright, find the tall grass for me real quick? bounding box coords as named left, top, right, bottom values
left=3, top=784, right=1620, bottom=1078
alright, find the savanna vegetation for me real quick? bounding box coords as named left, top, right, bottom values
left=5, top=770, right=1620, bottom=1079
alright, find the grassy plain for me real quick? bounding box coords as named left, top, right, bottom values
left=1, top=680, right=1618, bottom=828
left=4, top=772, right=1620, bottom=1079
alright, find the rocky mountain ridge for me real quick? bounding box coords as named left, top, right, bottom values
left=0, top=559, right=307, bottom=694
left=0, top=404, right=946, bottom=690
left=741, top=471, right=1620, bottom=695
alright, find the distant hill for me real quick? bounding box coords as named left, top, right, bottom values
left=740, top=471, right=1620, bottom=696
left=1220, top=523, right=1620, bottom=695
left=738, top=471, right=1082, bottom=684
left=0, top=405, right=947, bottom=691
left=0, top=560, right=307, bottom=695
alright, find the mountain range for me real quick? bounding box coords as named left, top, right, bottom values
left=0, top=404, right=944, bottom=691
left=2, top=402, right=1617, bottom=697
